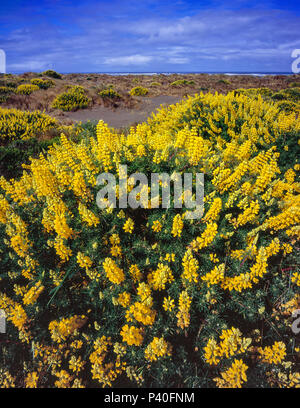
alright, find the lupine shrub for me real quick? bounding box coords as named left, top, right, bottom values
left=16, top=84, right=40, bottom=95
left=171, top=79, right=195, bottom=87
left=235, top=87, right=300, bottom=113
left=99, top=88, right=120, bottom=99
left=30, top=78, right=55, bottom=90
left=52, top=86, right=91, bottom=111
left=0, top=86, right=15, bottom=103
left=0, top=107, right=58, bottom=142
left=129, top=86, right=149, bottom=96
left=42, top=70, right=62, bottom=79
left=0, top=92, right=299, bottom=388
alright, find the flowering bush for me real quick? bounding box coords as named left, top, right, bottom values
left=52, top=86, right=91, bottom=111
left=99, top=88, right=120, bottom=99
left=42, top=70, right=62, bottom=79
left=0, top=92, right=299, bottom=388
left=235, top=87, right=300, bottom=113
left=171, top=79, right=195, bottom=86
left=16, top=84, right=40, bottom=95
left=129, top=86, right=149, bottom=96
left=0, top=86, right=15, bottom=103
left=30, top=78, right=54, bottom=90
left=0, top=107, right=58, bottom=142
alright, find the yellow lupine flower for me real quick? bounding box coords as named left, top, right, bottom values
left=258, top=341, right=287, bottom=364
left=152, top=220, right=162, bottom=232
left=214, top=359, right=248, bottom=388
left=145, top=337, right=172, bottom=361
left=103, top=258, right=125, bottom=284
left=176, top=290, right=192, bottom=329
left=23, top=281, right=44, bottom=305
left=120, top=324, right=144, bottom=346
left=171, top=214, right=184, bottom=238
left=182, top=249, right=199, bottom=283
left=163, top=296, right=175, bottom=312
left=123, top=218, right=134, bottom=233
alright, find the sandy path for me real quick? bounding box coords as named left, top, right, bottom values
left=60, top=95, right=182, bottom=128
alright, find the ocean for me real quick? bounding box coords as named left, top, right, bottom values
left=68, top=72, right=296, bottom=77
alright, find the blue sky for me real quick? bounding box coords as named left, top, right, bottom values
left=0, top=0, right=300, bottom=73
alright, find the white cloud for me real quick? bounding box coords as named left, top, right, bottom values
left=103, top=54, right=153, bottom=66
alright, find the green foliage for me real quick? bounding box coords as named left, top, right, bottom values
left=0, top=86, right=15, bottom=103
left=2, top=81, right=18, bottom=88
left=275, top=100, right=300, bottom=113
left=272, top=92, right=286, bottom=101
left=0, top=137, right=59, bottom=179
left=52, top=86, right=91, bottom=111
left=279, top=87, right=300, bottom=103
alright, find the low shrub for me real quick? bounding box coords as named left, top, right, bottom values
left=0, top=137, right=60, bottom=179
left=16, top=84, right=40, bottom=95
left=51, top=86, right=91, bottom=111
left=99, top=88, right=120, bottom=99
left=234, top=88, right=273, bottom=98
left=0, top=92, right=299, bottom=388
left=0, top=86, right=15, bottom=103
left=288, top=81, right=300, bottom=88
left=275, top=100, right=300, bottom=113
left=0, top=107, right=58, bottom=142
left=30, top=78, right=54, bottom=89
left=129, top=86, right=149, bottom=96
left=279, top=87, right=300, bottom=103
left=171, top=79, right=195, bottom=86
left=42, top=70, right=62, bottom=79
left=272, top=92, right=286, bottom=101
left=4, top=81, right=18, bottom=88
left=217, top=79, right=230, bottom=85
left=235, top=87, right=300, bottom=113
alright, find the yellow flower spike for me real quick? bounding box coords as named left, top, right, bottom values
left=123, top=218, right=134, bottom=234
left=103, top=258, right=125, bottom=285
left=171, top=214, right=184, bottom=238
